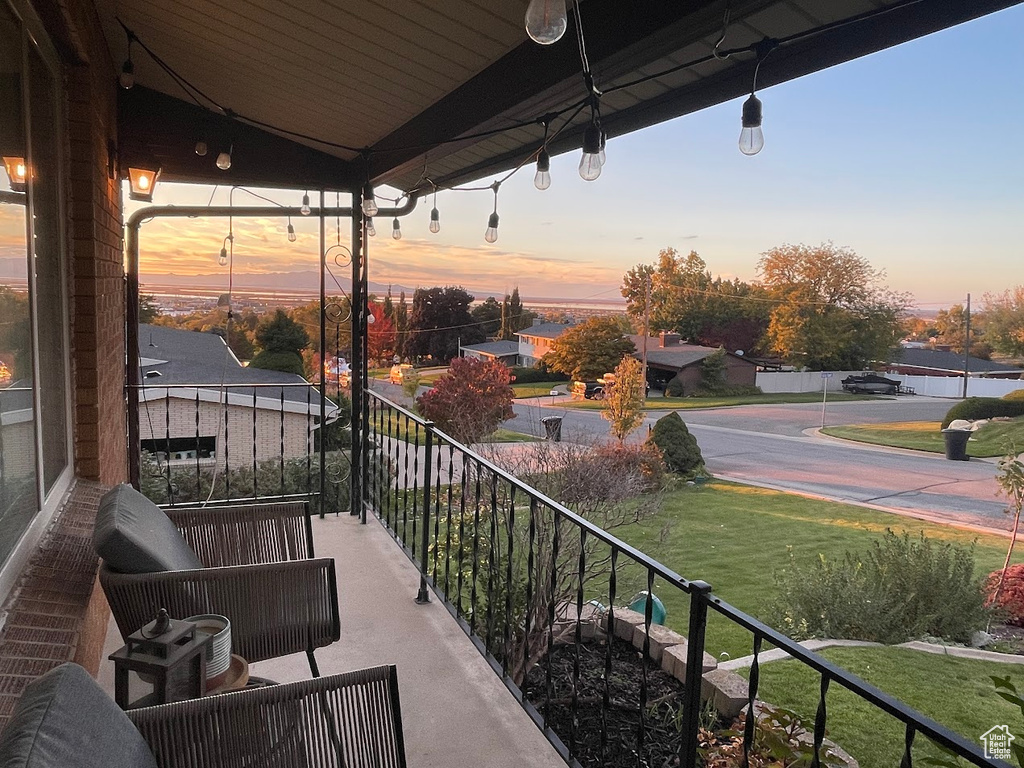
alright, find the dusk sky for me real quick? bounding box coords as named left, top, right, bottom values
left=3, top=5, right=1023, bottom=307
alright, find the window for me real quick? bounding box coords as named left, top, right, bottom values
left=0, top=0, right=71, bottom=575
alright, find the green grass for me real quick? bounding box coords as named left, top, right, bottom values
left=822, top=418, right=1024, bottom=458
left=371, top=411, right=535, bottom=444
left=562, top=392, right=883, bottom=410
left=479, top=428, right=541, bottom=443
left=512, top=381, right=569, bottom=398
left=611, top=480, right=1019, bottom=661
left=743, top=646, right=1024, bottom=767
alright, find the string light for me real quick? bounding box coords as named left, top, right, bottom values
left=391, top=217, right=401, bottom=240
left=287, top=217, right=297, bottom=242
left=429, top=186, right=440, bottom=233
left=218, top=233, right=232, bottom=266
left=578, top=116, right=602, bottom=181
left=484, top=182, right=500, bottom=243
left=119, top=33, right=135, bottom=89
left=216, top=145, right=232, bottom=171
left=301, top=192, right=311, bottom=215
left=361, top=182, right=378, bottom=217
left=525, top=0, right=567, bottom=45
left=739, top=39, right=775, bottom=156
left=194, top=140, right=207, bottom=156
left=366, top=217, right=376, bottom=237
left=534, top=148, right=551, bottom=190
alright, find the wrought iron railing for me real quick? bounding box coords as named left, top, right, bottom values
left=363, top=389, right=1001, bottom=768
left=129, top=382, right=348, bottom=512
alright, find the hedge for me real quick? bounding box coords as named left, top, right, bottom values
left=941, top=397, right=1024, bottom=428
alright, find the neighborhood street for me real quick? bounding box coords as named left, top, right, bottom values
left=509, top=396, right=1010, bottom=532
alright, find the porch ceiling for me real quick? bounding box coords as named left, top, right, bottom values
left=100, top=0, right=1023, bottom=191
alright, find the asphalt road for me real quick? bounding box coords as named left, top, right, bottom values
left=509, top=396, right=1010, bottom=532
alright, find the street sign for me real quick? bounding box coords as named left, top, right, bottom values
left=821, top=372, right=834, bottom=378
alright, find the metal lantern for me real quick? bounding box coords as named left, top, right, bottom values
left=109, top=609, right=210, bottom=709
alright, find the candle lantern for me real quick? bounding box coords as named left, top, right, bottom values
left=109, top=609, right=210, bottom=709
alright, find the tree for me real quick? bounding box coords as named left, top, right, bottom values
left=984, top=288, right=1024, bottom=356
left=250, top=309, right=309, bottom=375
left=989, top=449, right=1024, bottom=624
left=406, top=286, right=483, bottom=362
left=139, top=294, right=161, bottom=323
left=699, top=348, right=727, bottom=394
left=395, top=291, right=409, bottom=359
left=758, top=242, right=909, bottom=370
left=648, top=412, right=704, bottom=476
left=602, top=355, right=645, bottom=442
left=416, top=357, right=514, bottom=444
left=367, top=302, right=397, bottom=364
left=544, top=316, right=635, bottom=381
left=471, top=296, right=503, bottom=336
left=382, top=286, right=395, bottom=322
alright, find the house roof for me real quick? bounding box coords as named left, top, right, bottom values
left=460, top=340, right=519, bottom=358
left=516, top=323, right=572, bottom=341
left=137, top=324, right=336, bottom=415
left=889, top=348, right=1022, bottom=375
left=629, top=336, right=753, bottom=371
left=100, top=0, right=1023, bottom=190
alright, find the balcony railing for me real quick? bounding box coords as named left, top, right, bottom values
left=363, top=390, right=999, bottom=768
left=130, top=381, right=347, bottom=514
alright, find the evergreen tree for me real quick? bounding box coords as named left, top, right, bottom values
left=508, top=287, right=524, bottom=332
left=383, top=285, right=395, bottom=321
left=395, top=291, right=409, bottom=360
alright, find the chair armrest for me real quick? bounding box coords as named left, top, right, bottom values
left=127, top=665, right=407, bottom=768
left=101, top=558, right=339, bottom=663
left=164, top=501, right=314, bottom=566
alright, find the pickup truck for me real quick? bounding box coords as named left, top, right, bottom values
left=840, top=373, right=901, bottom=395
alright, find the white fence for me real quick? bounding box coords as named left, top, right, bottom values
left=755, top=371, right=1024, bottom=398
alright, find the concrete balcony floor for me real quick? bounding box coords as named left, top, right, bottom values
left=97, top=512, right=565, bottom=768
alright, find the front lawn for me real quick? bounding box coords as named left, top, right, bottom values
left=747, top=646, right=1024, bottom=767
left=822, top=418, right=1024, bottom=458
left=512, top=381, right=568, bottom=398
left=562, top=392, right=882, bottom=410
left=612, top=481, right=1018, bottom=660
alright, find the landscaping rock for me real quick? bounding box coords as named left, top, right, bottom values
left=741, top=701, right=859, bottom=768
left=607, top=608, right=646, bottom=642
left=972, top=630, right=995, bottom=648
left=554, top=602, right=604, bottom=641
left=661, top=642, right=717, bottom=681
left=631, top=623, right=684, bottom=663
left=701, top=668, right=750, bottom=719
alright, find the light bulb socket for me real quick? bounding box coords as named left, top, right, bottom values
left=430, top=207, right=440, bottom=223
left=487, top=212, right=500, bottom=229
left=537, top=148, right=550, bottom=173
left=582, top=123, right=602, bottom=155
left=392, top=217, right=401, bottom=239
left=742, top=94, right=763, bottom=128
left=119, top=59, right=134, bottom=89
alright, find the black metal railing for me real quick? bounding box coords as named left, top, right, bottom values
left=363, top=389, right=1002, bottom=768
left=130, top=382, right=349, bottom=513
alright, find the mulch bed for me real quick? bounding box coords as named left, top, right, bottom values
left=523, top=637, right=707, bottom=768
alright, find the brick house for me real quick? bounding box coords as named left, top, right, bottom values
left=631, top=333, right=757, bottom=394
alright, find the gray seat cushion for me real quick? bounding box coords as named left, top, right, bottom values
left=94, top=484, right=203, bottom=573
left=0, top=663, right=158, bottom=768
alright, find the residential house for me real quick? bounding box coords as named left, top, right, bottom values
left=458, top=339, right=519, bottom=366
left=0, top=0, right=1010, bottom=764
left=631, top=333, right=757, bottom=393
left=137, top=324, right=338, bottom=469
left=515, top=321, right=573, bottom=367
left=885, top=348, right=1022, bottom=379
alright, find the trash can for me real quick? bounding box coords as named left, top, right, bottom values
left=541, top=416, right=562, bottom=442
left=941, top=428, right=971, bottom=461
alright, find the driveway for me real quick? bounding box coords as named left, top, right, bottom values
left=509, top=397, right=1010, bottom=533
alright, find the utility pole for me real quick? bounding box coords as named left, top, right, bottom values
left=962, top=293, right=971, bottom=399
left=641, top=272, right=651, bottom=403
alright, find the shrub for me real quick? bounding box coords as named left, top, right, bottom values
left=647, top=412, right=704, bottom=476
left=665, top=379, right=685, bottom=397
left=942, top=397, right=1024, bottom=428
left=691, top=385, right=762, bottom=398
left=771, top=530, right=989, bottom=644
left=986, top=563, right=1024, bottom=627
left=1003, top=390, right=1024, bottom=402
left=509, top=365, right=565, bottom=384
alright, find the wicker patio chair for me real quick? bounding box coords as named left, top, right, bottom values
left=99, top=497, right=339, bottom=676
left=0, top=663, right=407, bottom=768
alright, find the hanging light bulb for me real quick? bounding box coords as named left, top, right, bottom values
left=194, top=140, right=208, bottom=156
left=578, top=121, right=602, bottom=181
left=218, top=246, right=228, bottom=267
left=429, top=207, right=440, bottom=234
left=739, top=94, right=764, bottom=155
left=525, top=0, right=567, bottom=45
left=119, top=58, right=134, bottom=90
left=484, top=213, right=499, bottom=244
left=216, top=145, right=232, bottom=171
left=287, top=219, right=297, bottom=242
left=300, top=192, right=311, bottom=216
left=362, top=182, right=378, bottom=217
left=534, top=148, right=551, bottom=190
left=392, top=217, right=402, bottom=240
left=366, top=217, right=376, bottom=237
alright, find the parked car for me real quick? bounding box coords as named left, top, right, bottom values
left=841, top=373, right=900, bottom=395
left=572, top=380, right=605, bottom=400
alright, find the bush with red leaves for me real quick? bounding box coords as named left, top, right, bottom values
left=985, top=563, right=1024, bottom=627
left=416, top=357, right=515, bottom=444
